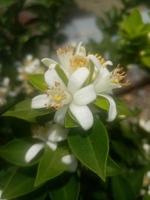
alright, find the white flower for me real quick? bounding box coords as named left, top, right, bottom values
left=89, top=55, right=127, bottom=121
left=61, top=154, right=77, bottom=172
left=32, top=67, right=96, bottom=130
left=41, top=42, right=88, bottom=77
left=25, top=123, right=68, bottom=162
left=0, top=77, right=10, bottom=106
left=139, top=119, right=150, bottom=133
left=17, top=54, right=43, bottom=81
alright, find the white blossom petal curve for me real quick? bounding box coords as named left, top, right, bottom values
left=73, top=84, right=96, bottom=105
left=61, top=154, right=78, bottom=172
left=46, top=141, right=57, bottom=151
left=25, top=143, right=44, bottom=162
left=41, top=58, right=57, bottom=67
left=44, top=68, right=65, bottom=87
left=100, top=94, right=117, bottom=121
left=75, top=42, right=86, bottom=56
left=69, top=103, right=93, bottom=130
left=31, top=94, right=50, bottom=109
left=54, top=105, right=68, bottom=125
left=47, top=124, right=68, bottom=142
left=67, top=67, right=89, bottom=93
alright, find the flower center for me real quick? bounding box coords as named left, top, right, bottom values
left=70, top=55, right=88, bottom=69
left=47, top=82, right=71, bottom=110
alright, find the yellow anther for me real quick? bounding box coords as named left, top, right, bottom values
left=70, top=55, right=88, bottom=69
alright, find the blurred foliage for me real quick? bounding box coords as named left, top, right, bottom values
left=88, top=0, right=150, bottom=69
left=0, top=0, right=73, bottom=67
left=0, top=0, right=150, bottom=200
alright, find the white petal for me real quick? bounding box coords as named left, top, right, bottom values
left=69, top=103, right=93, bottom=130
left=100, top=94, right=117, bottom=121
left=47, top=124, right=68, bottom=142
left=25, top=143, right=44, bottom=162
left=75, top=42, right=86, bottom=56
left=67, top=67, right=89, bottom=93
left=54, top=105, right=68, bottom=125
left=44, top=68, right=65, bottom=87
left=73, top=84, right=96, bottom=105
left=31, top=94, right=50, bottom=109
left=46, top=141, right=57, bottom=151
left=41, top=58, right=57, bottom=67
left=61, top=154, right=78, bottom=172
left=88, top=54, right=102, bottom=68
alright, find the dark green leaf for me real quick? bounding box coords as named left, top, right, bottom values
left=106, top=157, right=121, bottom=177
left=3, top=99, right=50, bottom=122
left=0, top=139, right=38, bottom=166
left=68, top=119, right=109, bottom=181
left=50, top=176, right=80, bottom=200
left=2, top=168, right=36, bottom=200
left=111, top=176, right=135, bottom=200
left=35, top=146, right=69, bottom=186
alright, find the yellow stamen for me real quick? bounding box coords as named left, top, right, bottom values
left=95, top=54, right=106, bottom=65
left=70, top=55, right=88, bottom=69
left=57, top=46, right=74, bottom=55
left=111, top=65, right=129, bottom=86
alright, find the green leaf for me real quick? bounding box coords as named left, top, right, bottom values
left=68, top=119, right=109, bottom=181
left=28, top=74, right=47, bottom=92
left=50, top=176, right=80, bottom=200
left=0, top=139, right=38, bottom=166
left=3, top=99, right=50, bottom=122
left=1, top=168, right=36, bottom=200
left=35, top=146, right=69, bottom=186
left=120, top=9, right=144, bottom=38
left=106, top=157, right=121, bottom=177
left=95, top=97, right=133, bottom=118
left=65, top=111, right=78, bottom=128
left=55, top=64, right=68, bottom=86
left=94, top=96, right=109, bottom=111
left=111, top=176, right=135, bottom=200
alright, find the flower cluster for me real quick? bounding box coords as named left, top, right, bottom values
left=32, top=43, right=127, bottom=130
left=16, top=54, right=44, bottom=94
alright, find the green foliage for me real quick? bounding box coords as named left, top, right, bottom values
left=28, top=74, right=48, bottom=92
left=3, top=99, right=51, bottom=122
left=35, top=146, right=69, bottom=186
left=68, top=119, right=109, bottom=181
left=50, top=176, right=80, bottom=200
left=1, top=168, right=36, bottom=199
left=0, top=139, right=38, bottom=166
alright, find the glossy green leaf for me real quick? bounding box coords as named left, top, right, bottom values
left=3, top=99, right=50, bottom=122
left=50, top=176, right=80, bottom=200
left=35, top=146, right=69, bottom=186
left=2, top=168, right=36, bottom=200
left=28, top=74, right=47, bottom=92
left=0, top=139, right=38, bottom=166
left=68, top=119, right=109, bottom=181
left=106, top=157, right=121, bottom=177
